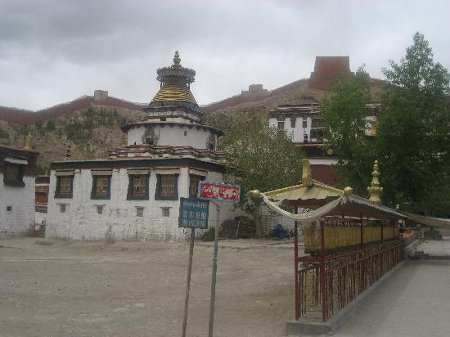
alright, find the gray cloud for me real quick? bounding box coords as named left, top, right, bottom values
left=0, top=0, right=449, bottom=110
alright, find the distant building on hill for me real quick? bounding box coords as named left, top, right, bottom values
left=0, top=144, right=39, bottom=237
left=268, top=57, right=381, bottom=187
left=45, top=52, right=240, bottom=241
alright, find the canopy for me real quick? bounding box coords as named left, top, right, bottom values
left=402, top=212, right=450, bottom=229
left=262, top=189, right=405, bottom=223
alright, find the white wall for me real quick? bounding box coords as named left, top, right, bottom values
left=127, top=124, right=217, bottom=150
left=46, top=167, right=240, bottom=241
left=0, top=173, right=35, bottom=237
left=269, top=117, right=312, bottom=143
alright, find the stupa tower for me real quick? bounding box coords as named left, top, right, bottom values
left=146, top=51, right=203, bottom=122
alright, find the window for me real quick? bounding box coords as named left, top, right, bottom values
left=277, top=121, right=285, bottom=130
left=303, top=133, right=309, bottom=143
left=302, top=119, right=308, bottom=128
left=91, top=175, right=111, bottom=199
left=55, top=176, right=73, bottom=198
left=161, top=207, right=171, bottom=217
left=59, top=204, right=67, bottom=213
left=6, top=206, right=12, bottom=211
left=3, top=163, right=24, bottom=187
left=290, top=117, right=296, bottom=128
left=127, top=174, right=149, bottom=200
left=189, top=175, right=205, bottom=198
left=135, top=206, right=144, bottom=217
left=95, top=205, right=105, bottom=215
left=312, top=118, right=325, bottom=128
left=155, top=174, right=178, bottom=200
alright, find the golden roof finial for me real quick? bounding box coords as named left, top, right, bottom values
left=172, top=51, right=181, bottom=67
left=24, top=131, right=32, bottom=151
left=367, top=160, right=383, bottom=205
left=302, top=158, right=312, bottom=187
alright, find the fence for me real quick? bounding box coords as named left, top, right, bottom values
left=297, top=239, right=402, bottom=321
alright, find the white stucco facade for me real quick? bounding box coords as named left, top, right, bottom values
left=46, top=166, right=238, bottom=241
left=0, top=174, right=35, bottom=237
left=126, top=123, right=218, bottom=150
left=269, top=116, right=314, bottom=143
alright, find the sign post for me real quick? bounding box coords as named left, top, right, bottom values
left=198, top=181, right=240, bottom=337
left=178, top=197, right=209, bottom=337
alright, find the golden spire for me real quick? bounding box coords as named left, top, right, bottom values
left=24, top=131, right=32, bottom=151
left=367, top=160, right=383, bottom=205
left=302, top=158, right=312, bottom=187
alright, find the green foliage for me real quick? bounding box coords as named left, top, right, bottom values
left=45, top=120, right=56, bottom=131
left=220, top=117, right=302, bottom=211
left=377, top=33, right=450, bottom=215
left=0, top=126, right=8, bottom=139
left=320, top=67, right=373, bottom=193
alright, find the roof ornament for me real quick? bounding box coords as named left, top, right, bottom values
left=367, top=160, right=383, bottom=205
left=24, top=131, right=32, bottom=151
left=302, top=158, right=312, bottom=187
left=172, top=51, right=181, bottom=68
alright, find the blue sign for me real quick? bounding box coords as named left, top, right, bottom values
left=178, top=197, right=209, bottom=229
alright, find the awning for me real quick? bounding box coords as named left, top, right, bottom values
left=402, top=212, right=450, bottom=229
left=262, top=190, right=406, bottom=223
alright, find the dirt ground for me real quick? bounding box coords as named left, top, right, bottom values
left=0, top=237, right=295, bottom=337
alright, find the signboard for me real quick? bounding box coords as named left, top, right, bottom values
left=198, top=181, right=241, bottom=202
left=178, top=197, right=209, bottom=229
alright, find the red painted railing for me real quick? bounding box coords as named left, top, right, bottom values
left=297, top=239, right=402, bottom=321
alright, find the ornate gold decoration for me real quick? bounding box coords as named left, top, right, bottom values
left=23, top=132, right=32, bottom=151
left=151, top=51, right=198, bottom=105
left=367, top=160, right=383, bottom=205
left=249, top=190, right=262, bottom=201
left=343, top=186, right=353, bottom=195
left=302, top=158, right=312, bottom=187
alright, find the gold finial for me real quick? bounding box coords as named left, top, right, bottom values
left=24, top=131, right=32, bottom=151
left=343, top=186, right=353, bottom=196
left=173, top=51, right=181, bottom=67
left=302, top=158, right=312, bottom=187
left=367, top=160, right=383, bottom=205
left=249, top=190, right=262, bottom=201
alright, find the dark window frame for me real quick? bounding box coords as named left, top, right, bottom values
left=3, top=162, right=25, bottom=187
left=91, top=175, right=112, bottom=200
left=55, top=176, right=74, bottom=199
left=189, top=175, right=205, bottom=198
left=155, top=174, right=179, bottom=200
left=127, top=174, right=149, bottom=200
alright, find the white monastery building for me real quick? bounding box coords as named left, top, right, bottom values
left=46, top=52, right=238, bottom=241
left=0, top=144, right=39, bottom=237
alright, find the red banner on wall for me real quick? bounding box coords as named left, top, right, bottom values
left=198, top=181, right=240, bottom=202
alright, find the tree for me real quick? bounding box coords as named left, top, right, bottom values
left=377, top=33, right=450, bottom=215
left=320, top=67, right=374, bottom=194
left=221, top=117, right=302, bottom=205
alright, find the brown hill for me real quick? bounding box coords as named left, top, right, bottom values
left=203, top=57, right=386, bottom=132
left=0, top=90, right=147, bottom=171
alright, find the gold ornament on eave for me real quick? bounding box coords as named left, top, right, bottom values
left=367, top=160, right=383, bottom=205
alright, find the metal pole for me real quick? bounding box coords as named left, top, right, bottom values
left=294, top=206, right=300, bottom=320
left=208, top=202, right=220, bottom=337
left=181, top=227, right=195, bottom=337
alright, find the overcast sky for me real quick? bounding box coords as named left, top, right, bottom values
left=1, top=0, right=449, bottom=111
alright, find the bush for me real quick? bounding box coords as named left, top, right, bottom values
left=220, top=216, right=255, bottom=239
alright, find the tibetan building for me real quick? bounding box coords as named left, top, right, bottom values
left=0, top=144, right=39, bottom=237
left=46, top=52, right=239, bottom=241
